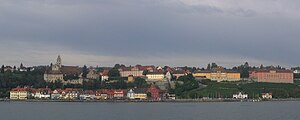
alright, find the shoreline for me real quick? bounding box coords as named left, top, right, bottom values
left=2, top=98, right=300, bottom=103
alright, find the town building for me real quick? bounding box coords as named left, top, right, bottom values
left=249, top=69, right=294, bottom=83
left=61, top=88, right=80, bottom=100
left=146, top=71, right=165, bottom=81
left=127, top=88, right=148, bottom=100
left=233, top=92, right=248, bottom=99
left=4, top=66, right=16, bottom=72
left=146, top=84, right=161, bottom=100
left=172, top=70, right=187, bottom=80
left=119, top=67, right=143, bottom=77
left=118, top=65, right=156, bottom=78
left=33, top=88, right=51, bottom=99
left=165, top=72, right=172, bottom=81
left=51, top=89, right=63, bottom=100
left=79, top=90, right=96, bottom=100
left=95, top=89, right=109, bottom=100
left=86, top=69, right=100, bottom=80
left=193, top=67, right=240, bottom=82
left=99, top=70, right=110, bottom=81
left=10, top=87, right=30, bottom=100
left=262, top=93, right=273, bottom=99
left=112, top=90, right=126, bottom=99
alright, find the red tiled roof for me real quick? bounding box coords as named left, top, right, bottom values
left=172, top=70, right=186, bottom=74
left=136, top=65, right=155, bottom=71
left=61, top=66, right=81, bottom=75
left=147, top=71, right=164, bottom=75
left=100, top=70, right=110, bottom=76
left=11, top=88, right=28, bottom=91
left=251, top=69, right=293, bottom=73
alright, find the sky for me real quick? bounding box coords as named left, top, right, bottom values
left=0, top=0, right=299, bottom=68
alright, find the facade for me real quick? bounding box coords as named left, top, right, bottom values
left=249, top=69, right=294, bottom=83
left=193, top=68, right=240, bottom=82
left=10, top=88, right=29, bottom=100
left=146, top=71, right=165, bottom=81
left=233, top=92, right=248, bottom=99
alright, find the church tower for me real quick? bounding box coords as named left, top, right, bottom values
left=56, top=55, right=62, bottom=67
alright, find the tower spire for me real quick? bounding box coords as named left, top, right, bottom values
left=56, top=55, right=61, bottom=67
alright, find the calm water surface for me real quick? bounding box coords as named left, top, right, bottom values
left=1, top=101, right=300, bottom=120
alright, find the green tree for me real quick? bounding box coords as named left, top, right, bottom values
left=82, top=65, right=88, bottom=78
left=206, top=64, right=211, bottom=70
left=211, top=63, right=218, bottom=69
left=142, top=70, right=148, bottom=75
left=1, top=65, right=4, bottom=73
left=108, top=69, right=120, bottom=77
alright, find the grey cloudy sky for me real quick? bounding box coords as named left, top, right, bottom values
left=0, top=0, right=299, bottom=68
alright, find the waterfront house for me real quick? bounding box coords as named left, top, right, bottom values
left=262, top=93, right=273, bottom=99
left=34, top=88, right=51, bottom=99
left=166, top=93, right=176, bottom=100
left=233, top=92, right=248, bottom=99
left=113, top=90, right=127, bottom=99
left=95, top=90, right=109, bottom=100
left=127, top=89, right=135, bottom=99
left=79, top=90, right=96, bottom=100
left=127, top=88, right=147, bottom=100
left=146, top=84, right=161, bottom=100
left=51, top=89, right=63, bottom=100
left=62, top=88, right=80, bottom=100
left=10, top=87, right=30, bottom=100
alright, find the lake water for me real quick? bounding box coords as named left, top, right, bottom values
left=1, top=101, right=300, bottom=120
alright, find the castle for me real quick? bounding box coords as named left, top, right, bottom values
left=44, top=56, right=81, bottom=83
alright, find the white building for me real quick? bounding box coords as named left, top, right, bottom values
left=262, top=93, right=272, bottom=99
left=33, top=88, right=51, bottom=99
left=127, top=89, right=135, bottom=99
left=146, top=71, right=165, bottom=81
left=233, top=92, right=248, bottom=99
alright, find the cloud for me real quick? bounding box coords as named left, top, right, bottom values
left=0, top=0, right=299, bottom=68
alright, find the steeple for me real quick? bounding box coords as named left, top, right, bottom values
left=56, top=55, right=62, bottom=67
